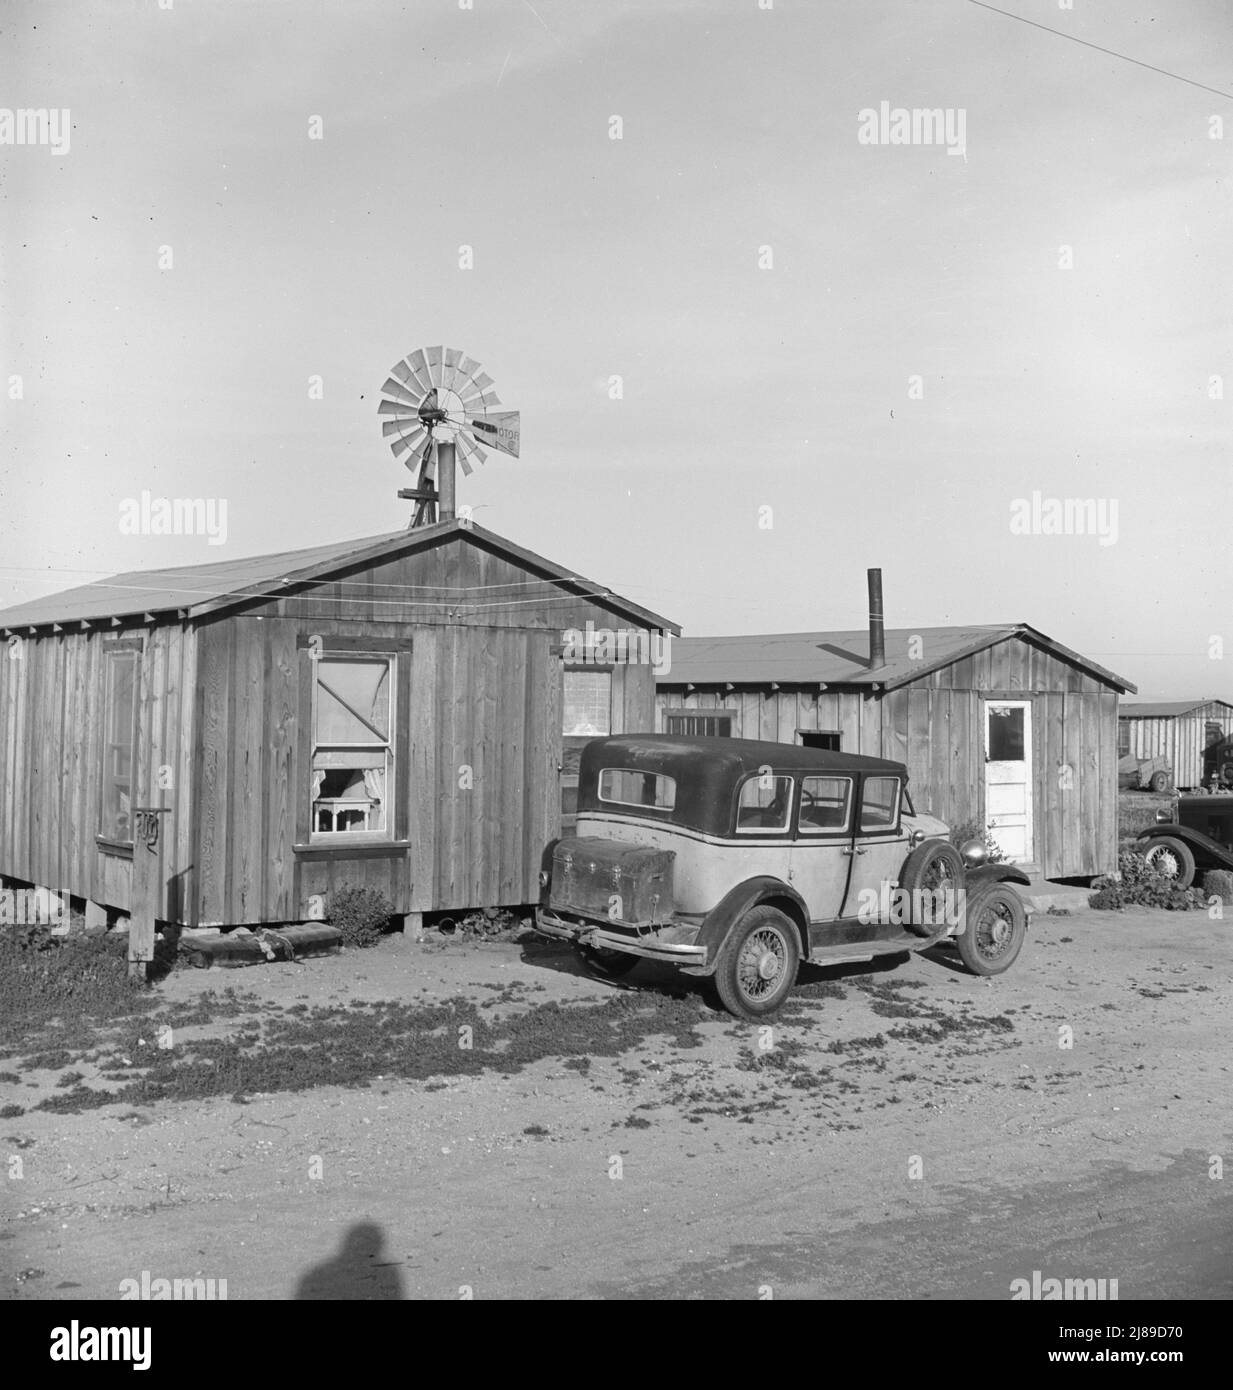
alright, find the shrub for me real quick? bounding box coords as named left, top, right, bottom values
left=948, top=819, right=1006, bottom=864
left=1089, top=849, right=1207, bottom=911
left=0, top=925, right=148, bottom=1041
left=327, top=886, right=394, bottom=949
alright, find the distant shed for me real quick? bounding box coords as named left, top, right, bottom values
left=0, top=520, right=677, bottom=929
left=1118, top=700, right=1233, bottom=790
left=656, top=614, right=1135, bottom=878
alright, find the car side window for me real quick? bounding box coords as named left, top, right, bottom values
left=798, top=776, right=853, bottom=834
left=859, top=776, right=901, bottom=832
left=736, top=774, right=793, bottom=833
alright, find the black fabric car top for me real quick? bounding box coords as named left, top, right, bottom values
left=576, top=735, right=910, bottom=839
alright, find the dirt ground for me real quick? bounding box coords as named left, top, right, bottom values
left=3, top=902, right=1231, bottom=1301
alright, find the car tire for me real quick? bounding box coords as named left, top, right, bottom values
left=714, top=906, right=800, bottom=1020
left=898, top=840, right=967, bottom=936
left=575, top=944, right=641, bottom=981
left=1149, top=771, right=1170, bottom=793
left=956, top=884, right=1027, bottom=976
left=1143, top=836, right=1196, bottom=888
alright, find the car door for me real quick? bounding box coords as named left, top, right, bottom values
left=845, top=773, right=910, bottom=924
left=788, top=774, right=857, bottom=925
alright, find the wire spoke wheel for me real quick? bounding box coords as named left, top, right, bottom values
left=715, top=906, right=800, bottom=1019
left=955, top=884, right=1027, bottom=977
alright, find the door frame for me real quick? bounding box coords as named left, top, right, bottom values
left=982, top=697, right=1034, bottom=865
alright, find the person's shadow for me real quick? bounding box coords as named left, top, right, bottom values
left=295, top=1221, right=404, bottom=1300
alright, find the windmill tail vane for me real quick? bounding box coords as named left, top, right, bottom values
left=378, top=346, right=520, bottom=528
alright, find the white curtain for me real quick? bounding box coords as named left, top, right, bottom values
left=311, top=769, right=325, bottom=801
left=362, top=768, right=385, bottom=804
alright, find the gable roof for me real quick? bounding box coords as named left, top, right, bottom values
left=1120, top=699, right=1233, bottom=719
left=659, top=624, right=1135, bottom=693
left=0, top=520, right=679, bottom=635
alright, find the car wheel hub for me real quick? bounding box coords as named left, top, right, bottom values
left=756, top=951, right=780, bottom=981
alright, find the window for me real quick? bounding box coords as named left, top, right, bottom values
left=799, top=730, right=841, bottom=751
left=988, top=706, right=1025, bottom=761
left=736, top=774, right=793, bottom=832
left=798, top=775, right=853, bottom=833
left=665, top=711, right=732, bottom=738
left=859, top=776, right=901, bottom=832
left=100, top=649, right=138, bottom=842
left=563, top=670, right=611, bottom=736
left=1118, top=722, right=1131, bottom=757
left=311, top=655, right=393, bottom=839
left=599, top=768, right=676, bottom=811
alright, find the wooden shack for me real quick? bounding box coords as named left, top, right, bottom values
left=0, top=520, right=677, bottom=929
left=656, top=591, right=1135, bottom=878
left=1118, top=700, right=1233, bottom=790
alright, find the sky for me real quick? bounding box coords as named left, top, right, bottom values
left=1, top=0, right=1230, bottom=699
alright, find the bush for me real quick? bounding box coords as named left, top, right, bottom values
left=948, top=819, right=1006, bottom=864
left=327, top=886, right=394, bottom=949
left=1089, top=850, right=1207, bottom=911
left=0, top=925, right=148, bottom=1041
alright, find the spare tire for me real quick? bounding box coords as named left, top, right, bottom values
left=898, top=840, right=966, bottom=935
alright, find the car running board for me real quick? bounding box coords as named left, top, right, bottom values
left=806, top=931, right=941, bottom=966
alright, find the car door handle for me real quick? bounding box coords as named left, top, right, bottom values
left=841, top=847, right=867, bottom=856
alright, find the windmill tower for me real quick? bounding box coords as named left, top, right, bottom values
left=378, top=347, right=520, bottom=528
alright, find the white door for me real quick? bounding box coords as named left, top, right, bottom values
left=984, top=700, right=1032, bottom=863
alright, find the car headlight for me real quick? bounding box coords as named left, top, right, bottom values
left=960, top=838, right=988, bottom=867
left=909, top=828, right=927, bottom=848
left=538, top=869, right=551, bottom=889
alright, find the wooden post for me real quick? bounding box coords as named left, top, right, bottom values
left=129, top=808, right=167, bottom=980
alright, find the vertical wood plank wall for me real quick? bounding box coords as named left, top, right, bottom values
left=1120, top=703, right=1233, bottom=789
left=0, top=624, right=196, bottom=917
left=0, top=532, right=666, bottom=924
left=655, top=637, right=1124, bottom=876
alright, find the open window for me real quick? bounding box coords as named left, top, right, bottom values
left=798, top=775, right=853, bottom=833
left=311, top=654, right=394, bottom=840
left=100, top=647, right=139, bottom=843
left=735, top=774, right=793, bottom=833
left=859, top=775, right=901, bottom=833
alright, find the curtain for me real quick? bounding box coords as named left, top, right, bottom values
left=311, top=769, right=325, bottom=802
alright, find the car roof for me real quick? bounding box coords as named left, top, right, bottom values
left=585, top=734, right=908, bottom=778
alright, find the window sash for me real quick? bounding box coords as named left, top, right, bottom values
left=99, top=650, right=138, bottom=843
left=310, top=654, right=395, bottom=841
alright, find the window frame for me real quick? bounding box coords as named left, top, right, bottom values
left=309, top=649, right=397, bottom=845
left=562, top=665, right=613, bottom=739
left=97, top=641, right=142, bottom=848
left=664, top=709, right=733, bottom=738
left=597, top=767, right=678, bottom=813
left=733, top=772, right=795, bottom=835
left=796, top=774, right=855, bottom=836
left=858, top=774, right=903, bottom=835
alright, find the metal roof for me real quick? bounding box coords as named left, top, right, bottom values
left=0, top=520, right=680, bottom=635
left=659, top=624, right=1136, bottom=693
left=1120, top=699, right=1233, bottom=719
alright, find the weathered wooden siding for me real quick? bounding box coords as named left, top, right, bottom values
left=0, top=624, right=196, bottom=915
left=1120, top=703, right=1233, bottom=789
left=656, top=635, right=1123, bottom=876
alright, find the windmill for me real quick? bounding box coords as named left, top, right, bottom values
left=377, top=347, right=520, bottom=528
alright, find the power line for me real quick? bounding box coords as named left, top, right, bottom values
left=967, top=0, right=1233, bottom=101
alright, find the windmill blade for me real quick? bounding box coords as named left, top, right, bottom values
left=390, top=358, right=429, bottom=399
left=456, top=355, right=481, bottom=386
left=381, top=377, right=422, bottom=409
left=425, top=346, right=445, bottom=387
left=441, top=346, right=464, bottom=392
left=392, top=431, right=429, bottom=464
left=467, top=410, right=520, bottom=458
left=407, top=347, right=431, bottom=387
left=383, top=417, right=423, bottom=438
left=379, top=398, right=421, bottom=417
left=454, top=436, right=475, bottom=478
left=387, top=423, right=428, bottom=451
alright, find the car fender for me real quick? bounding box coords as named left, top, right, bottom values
left=965, top=863, right=1032, bottom=890
left=1137, top=824, right=1233, bottom=870
left=687, top=876, right=811, bottom=975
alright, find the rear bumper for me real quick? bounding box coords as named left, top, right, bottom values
left=535, top=908, right=708, bottom=964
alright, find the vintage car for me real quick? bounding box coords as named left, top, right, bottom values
left=535, top=735, right=1032, bottom=1019
left=1137, top=793, right=1233, bottom=887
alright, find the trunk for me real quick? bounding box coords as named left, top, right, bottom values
left=548, top=836, right=675, bottom=926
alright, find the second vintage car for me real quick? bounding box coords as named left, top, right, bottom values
left=1137, top=792, right=1233, bottom=887
left=535, top=735, right=1032, bottom=1019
